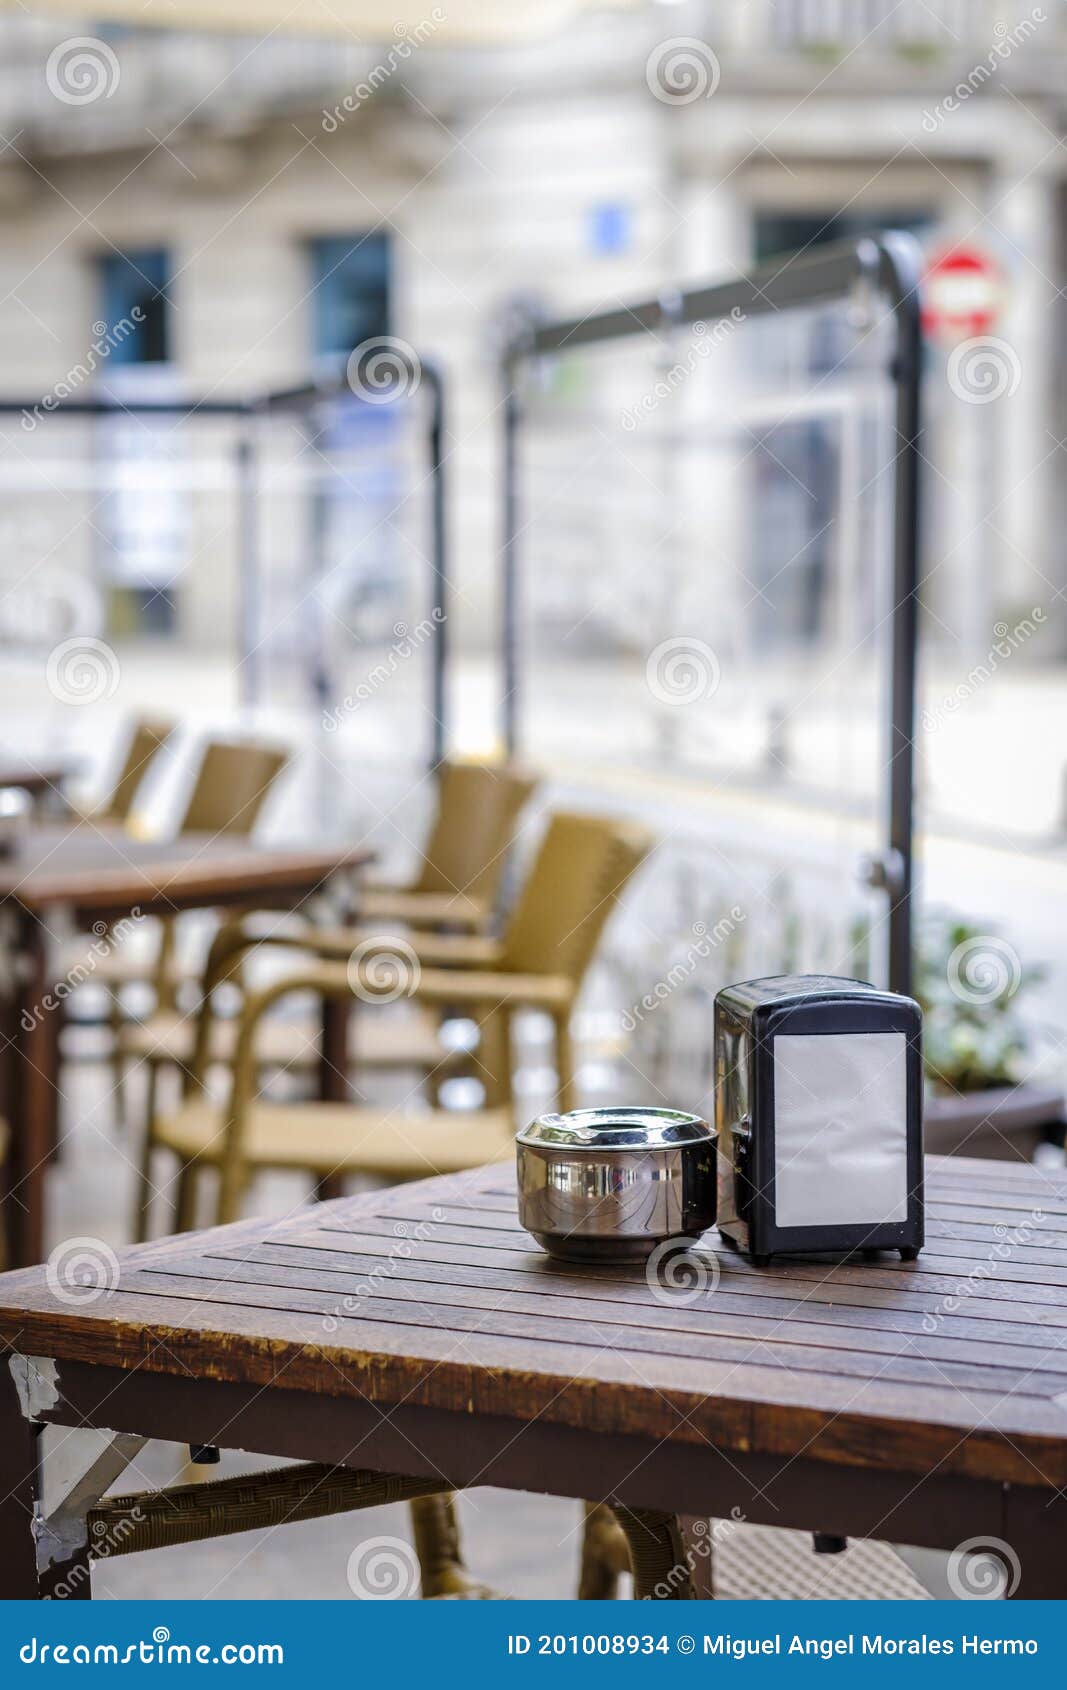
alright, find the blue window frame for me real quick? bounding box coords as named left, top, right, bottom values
left=308, top=233, right=390, bottom=358
left=98, top=248, right=172, bottom=364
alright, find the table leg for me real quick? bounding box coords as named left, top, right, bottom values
left=1003, top=1488, right=1067, bottom=1599
left=0, top=1358, right=43, bottom=1597
left=315, top=995, right=350, bottom=1203
left=679, top=1516, right=715, bottom=1598
left=2, top=911, right=58, bottom=1268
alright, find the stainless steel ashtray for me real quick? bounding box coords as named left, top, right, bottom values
left=516, top=1106, right=716, bottom=1263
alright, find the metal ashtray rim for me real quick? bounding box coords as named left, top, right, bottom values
left=516, top=1104, right=712, bottom=1153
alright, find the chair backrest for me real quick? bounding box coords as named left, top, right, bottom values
left=414, top=760, right=538, bottom=907
left=104, top=717, right=174, bottom=823
left=177, top=739, right=290, bottom=837
left=500, top=811, right=654, bottom=987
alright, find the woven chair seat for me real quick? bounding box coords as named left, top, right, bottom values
left=119, top=1006, right=457, bottom=1074
left=154, top=1097, right=516, bottom=1180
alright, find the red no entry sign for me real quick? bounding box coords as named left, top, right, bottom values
left=922, top=246, right=1006, bottom=343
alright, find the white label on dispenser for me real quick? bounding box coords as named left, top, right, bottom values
left=773, top=1032, right=908, bottom=1228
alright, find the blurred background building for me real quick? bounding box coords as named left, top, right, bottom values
left=1, top=0, right=1066, bottom=1101
left=0, top=1, right=1063, bottom=655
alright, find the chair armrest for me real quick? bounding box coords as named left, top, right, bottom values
left=231, top=960, right=574, bottom=1020
left=359, top=888, right=491, bottom=932
left=246, top=925, right=503, bottom=970
left=358, top=964, right=575, bottom=1013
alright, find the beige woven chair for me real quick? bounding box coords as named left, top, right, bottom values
left=116, top=757, right=536, bottom=1159
left=124, top=911, right=466, bottom=1240
left=113, top=754, right=529, bottom=1019
left=360, top=759, right=537, bottom=932
left=93, top=734, right=291, bottom=990
left=72, top=716, right=174, bottom=827
left=73, top=737, right=291, bottom=1120
left=139, top=811, right=653, bottom=1233
left=170, top=739, right=291, bottom=839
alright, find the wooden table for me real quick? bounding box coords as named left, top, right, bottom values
left=1, top=1154, right=1065, bottom=1599
left=0, top=758, right=77, bottom=813
left=0, top=824, right=372, bottom=1267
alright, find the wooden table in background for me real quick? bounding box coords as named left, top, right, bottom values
left=0, top=758, right=77, bottom=814
left=1, top=1154, right=1065, bottom=1598
left=0, top=825, right=372, bottom=1268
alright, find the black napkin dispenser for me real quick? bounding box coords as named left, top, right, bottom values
left=714, top=974, right=923, bottom=1265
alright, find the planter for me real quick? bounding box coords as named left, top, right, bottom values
left=923, top=1083, right=1065, bottom=1162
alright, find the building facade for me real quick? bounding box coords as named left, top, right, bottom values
left=0, top=0, right=1063, bottom=672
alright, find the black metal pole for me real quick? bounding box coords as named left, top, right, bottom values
left=501, top=367, right=521, bottom=759
left=878, top=232, right=925, bottom=998
left=425, top=363, right=448, bottom=769
left=235, top=426, right=259, bottom=713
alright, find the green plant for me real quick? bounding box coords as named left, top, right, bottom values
left=915, top=913, right=1044, bottom=1093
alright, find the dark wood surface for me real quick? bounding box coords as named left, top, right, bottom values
left=0, top=823, right=373, bottom=919
left=2, top=1155, right=1066, bottom=1491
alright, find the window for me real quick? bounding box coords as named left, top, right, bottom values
left=308, top=233, right=391, bottom=358
left=97, top=248, right=172, bottom=364
left=754, top=209, right=932, bottom=263
left=107, top=585, right=176, bottom=637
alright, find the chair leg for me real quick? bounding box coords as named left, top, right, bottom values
left=174, top=1163, right=201, bottom=1233
left=578, top=1501, right=631, bottom=1598
left=607, top=1504, right=698, bottom=1600
left=554, top=1011, right=576, bottom=1114
left=132, top=1061, right=161, bottom=1242
left=108, top=990, right=128, bottom=1132
left=214, top=1159, right=248, bottom=1227
left=408, top=1495, right=496, bottom=1600
left=479, top=1008, right=511, bottom=1110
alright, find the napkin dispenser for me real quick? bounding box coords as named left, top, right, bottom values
left=714, top=975, right=923, bottom=1265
